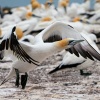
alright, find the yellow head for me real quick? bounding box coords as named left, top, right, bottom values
left=60, top=0, right=69, bottom=7
left=56, top=39, right=69, bottom=48
left=15, top=27, right=23, bottom=39
left=31, top=1, right=41, bottom=9
left=56, top=38, right=83, bottom=49
left=73, top=17, right=80, bottom=22
left=41, top=16, right=52, bottom=22
left=96, top=0, right=100, bottom=2
left=30, top=0, right=37, bottom=4
left=25, top=12, right=33, bottom=19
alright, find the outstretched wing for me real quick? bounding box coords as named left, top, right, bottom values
left=0, top=26, right=39, bottom=66
left=35, top=21, right=100, bottom=61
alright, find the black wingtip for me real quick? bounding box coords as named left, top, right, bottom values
left=48, top=63, right=83, bottom=74
left=12, top=26, right=16, bottom=33
left=48, top=64, right=62, bottom=74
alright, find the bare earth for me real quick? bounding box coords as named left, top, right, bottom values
left=0, top=53, right=100, bottom=100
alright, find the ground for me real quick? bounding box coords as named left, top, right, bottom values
left=0, top=53, right=100, bottom=100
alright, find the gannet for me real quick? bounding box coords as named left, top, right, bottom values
left=57, top=0, right=69, bottom=14
left=49, top=32, right=99, bottom=75
left=1, top=21, right=100, bottom=89
left=0, top=18, right=38, bottom=37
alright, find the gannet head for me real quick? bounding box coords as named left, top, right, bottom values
left=30, top=0, right=37, bottom=4
left=96, top=0, right=100, bottom=2
left=60, top=0, right=69, bottom=7
left=73, top=17, right=81, bottom=22
left=56, top=38, right=84, bottom=49
left=41, top=16, right=52, bottom=22
left=25, top=12, right=33, bottom=19
left=45, top=0, right=53, bottom=7
left=15, top=27, right=23, bottom=39
left=31, top=1, right=41, bottom=9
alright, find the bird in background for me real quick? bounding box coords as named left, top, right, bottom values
left=48, top=32, right=99, bottom=76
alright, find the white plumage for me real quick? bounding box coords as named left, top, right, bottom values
left=0, top=21, right=100, bottom=89
left=48, top=32, right=99, bottom=75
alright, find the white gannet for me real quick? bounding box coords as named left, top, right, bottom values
left=57, top=0, right=69, bottom=15
left=0, top=21, right=100, bottom=89
left=0, top=18, right=38, bottom=37
left=20, top=35, right=35, bottom=44
left=48, top=32, right=99, bottom=75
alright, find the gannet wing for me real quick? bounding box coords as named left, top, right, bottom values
left=0, top=26, right=39, bottom=65
left=35, top=21, right=100, bottom=61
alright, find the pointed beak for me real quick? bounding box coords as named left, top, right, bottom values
left=32, top=14, right=41, bottom=18
left=70, top=40, right=84, bottom=45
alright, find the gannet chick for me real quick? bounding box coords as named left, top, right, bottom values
left=1, top=21, right=100, bottom=89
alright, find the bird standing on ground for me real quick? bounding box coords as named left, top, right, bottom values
left=0, top=21, right=100, bottom=89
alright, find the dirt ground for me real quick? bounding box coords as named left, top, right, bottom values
left=0, top=53, right=100, bottom=100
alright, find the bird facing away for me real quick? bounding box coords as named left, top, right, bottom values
left=0, top=21, right=100, bottom=89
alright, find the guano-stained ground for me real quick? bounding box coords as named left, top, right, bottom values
left=0, top=53, right=100, bottom=100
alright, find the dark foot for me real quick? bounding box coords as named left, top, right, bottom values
left=21, top=72, right=28, bottom=89
left=80, top=69, right=92, bottom=76
left=15, top=68, right=20, bottom=87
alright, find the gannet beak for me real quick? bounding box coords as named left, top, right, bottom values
left=32, top=14, right=41, bottom=18
left=69, top=40, right=84, bottom=45
left=15, top=27, right=23, bottom=39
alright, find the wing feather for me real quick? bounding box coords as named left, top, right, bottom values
left=0, top=27, right=40, bottom=65
left=35, top=21, right=100, bottom=61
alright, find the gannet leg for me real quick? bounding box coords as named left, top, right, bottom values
left=21, top=72, right=28, bottom=89
left=15, top=68, right=20, bottom=87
